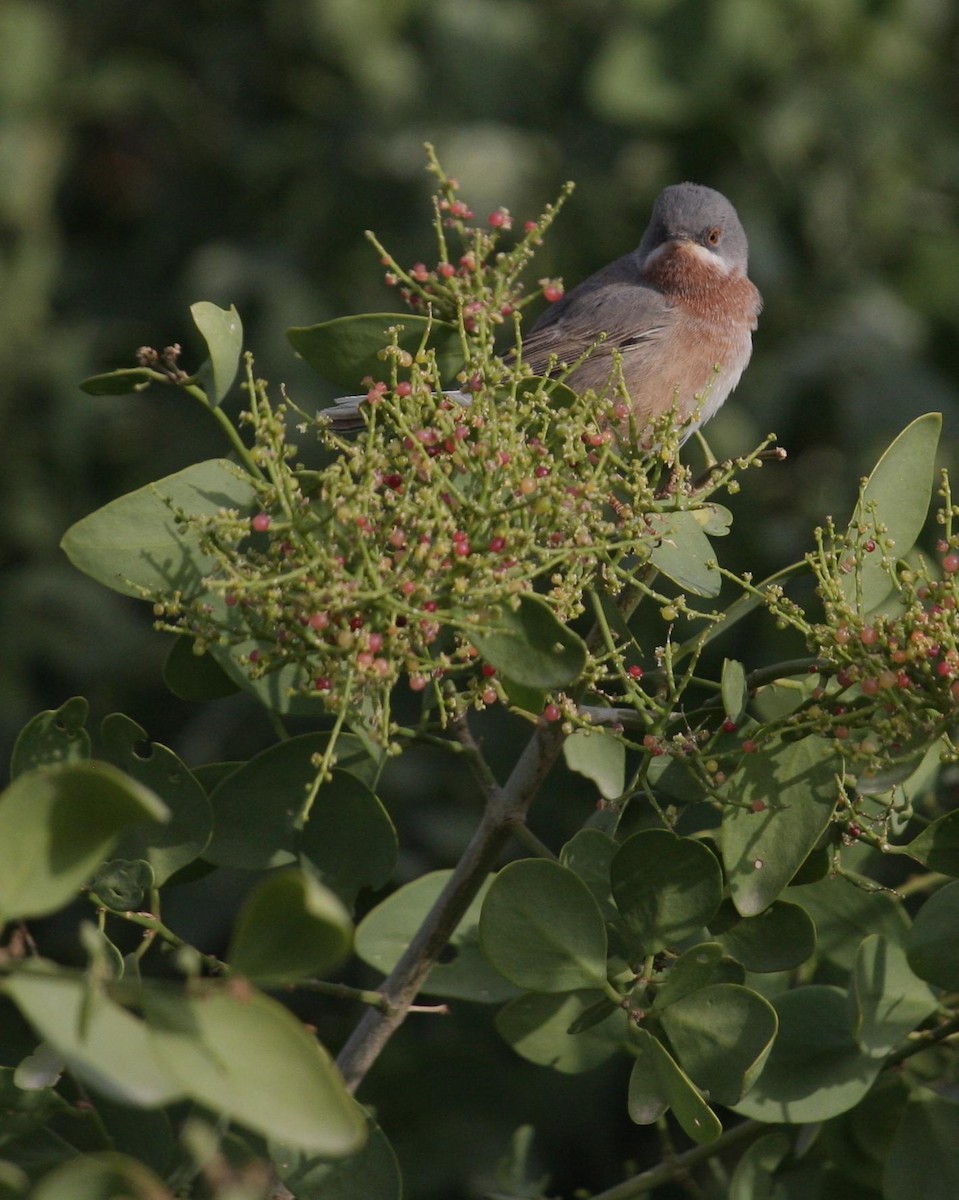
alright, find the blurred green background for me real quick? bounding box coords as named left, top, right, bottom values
left=1, top=0, right=958, bottom=1194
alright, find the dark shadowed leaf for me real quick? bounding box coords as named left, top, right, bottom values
left=9, top=697, right=91, bottom=779
left=470, top=594, right=587, bottom=689
left=611, top=830, right=723, bottom=952
left=659, top=983, right=778, bottom=1105
left=273, top=1113, right=401, bottom=1200
left=356, top=871, right=517, bottom=1003
left=732, top=986, right=881, bottom=1122
left=906, top=881, right=959, bottom=990
left=628, top=1029, right=721, bottom=1143
left=100, top=713, right=212, bottom=884
left=495, top=990, right=626, bottom=1074
left=163, top=637, right=239, bottom=701
left=287, top=313, right=463, bottom=388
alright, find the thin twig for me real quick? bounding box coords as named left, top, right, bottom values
left=335, top=718, right=566, bottom=1090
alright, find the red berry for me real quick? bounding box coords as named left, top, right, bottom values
left=861, top=677, right=880, bottom=696
left=944, top=554, right=959, bottom=574
left=543, top=704, right=561, bottom=722
left=251, top=513, right=271, bottom=533
left=542, top=283, right=564, bottom=303
left=860, top=626, right=878, bottom=646
left=308, top=611, right=329, bottom=630
left=488, top=536, right=506, bottom=553
left=225, top=593, right=238, bottom=607
left=722, top=718, right=737, bottom=734
left=482, top=664, right=496, bottom=678
left=628, top=665, right=644, bottom=680
left=314, top=677, right=332, bottom=692
left=751, top=800, right=766, bottom=813
left=742, top=739, right=758, bottom=754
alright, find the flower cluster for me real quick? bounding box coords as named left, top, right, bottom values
left=784, top=511, right=959, bottom=775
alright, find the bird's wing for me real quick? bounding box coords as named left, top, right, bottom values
left=518, top=257, right=673, bottom=377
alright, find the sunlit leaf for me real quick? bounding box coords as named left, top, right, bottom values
left=191, top=301, right=243, bottom=404
left=287, top=313, right=463, bottom=388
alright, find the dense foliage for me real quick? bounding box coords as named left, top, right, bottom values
left=2, top=156, right=959, bottom=1199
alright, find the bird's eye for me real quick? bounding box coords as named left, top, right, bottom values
left=704, top=227, right=722, bottom=247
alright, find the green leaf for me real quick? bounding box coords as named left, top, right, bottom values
left=79, top=368, right=156, bottom=396
left=356, top=871, right=517, bottom=1003
left=60, top=458, right=256, bottom=600
left=788, top=873, right=909, bottom=969
left=0, top=762, right=168, bottom=923
left=9, top=698, right=91, bottom=779
left=907, top=809, right=959, bottom=876
left=31, top=1153, right=170, bottom=1200
left=480, top=859, right=608, bottom=992
left=205, top=735, right=380, bottom=871
left=495, top=990, right=627, bottom=1074
left=470, top=593, right=587, bottom=689
left=722, top=736, right=838, bottom=916
left=842, top=412, right=942, bottom=614
left=144, top=985, right=365, bottom=1156
left=563, top=729, right=625, bottom=800
left=652, top=942, right=744, bottom=1012
left=647, top=510, right=720, bottom=598
left=191, top=301, right=243, bottom=404
left=163, top=636, right=239, bottom=701
left=297, top=771, right=397, bottom=907
left=273, top=1114, right=401, bottom=1200
left=99, top=713, right=212, bottom=884
left=732, top=986, right=882, bottom=1122
left=3, top=964, right=181, bottom=1106
left=559, top=829, right=619, bottom=922
left=658, top=983, right=778, bottom=1105
left=851, top=935, right=937, bottom=1057
left=228, top=868, right=352, bottom=985
left=884, top=1095, right=959, bottom=1200
left=610, top=830, right=723, bottom=953
left=287, top=313, right=463, bottom=389
left=906, top=880, right=959, bottom=989
left=90, top=859, right=155, bottom=912
left=728, top=1132, right=791, bottom=1200
left=628, top=1028, right=722, bottom=1143
left=710, top=899, right=817, bottom=973
left=721, top=658, right=748, bottom=724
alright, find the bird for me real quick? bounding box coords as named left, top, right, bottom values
left=326, top=182, right=761, bottom=441
left=519, top=182, right=761, bottom=438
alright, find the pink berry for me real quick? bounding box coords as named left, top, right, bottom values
left=543, top=704, right=561, bottom=722
left=944, top=554, right=959, bottom=574
left=251, top=513, right=271, bottom=533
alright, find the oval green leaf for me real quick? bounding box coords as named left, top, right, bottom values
left=563, top=728, right=625, bottom=800
left=480, top=860, right=608, bottom=993
left=100, top=713, right=212, bottom=884
left=722, top=735, right=838, bottom=916
left=710, top=899, right=817, bottom=973
left=495, top=989, right=626, bottom=1074
left=470, top=593, right=587, bottom=690
left=273, top=1113, right=401, bottom=1200
left=852, top=934, right=937, bottom=1057
left=228, top=868, right=352, bottom=985
left=287, top=313, right=463, bottom=389
left=144, top=985, right=365, bottom=1156
left=60, top=458, right=256, bottom=600
left=647, top=510, right=720, bottom=598
left=9, top=697, right=91, bottom=779
left=611, top=829, right=723, bottom=953
left=3, top=964, right=181, bottom=1107
left=0, top=762, right=168, bottom=923
left=628, top=1028, right=722, bottom=1143
left=906, top=880, right=959, bottom=990
left=191, top=301, right=243, bottom=404
left=659, top=983, right=778, bottom=1105
left=356, top=871, right=517, bottom=1003
left=841, top=412, right=942, bottom=614
left=79, top=368, right=157, bottom=396
left=731, top=985, right=881, bottom=1122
